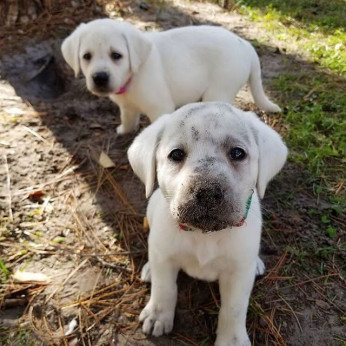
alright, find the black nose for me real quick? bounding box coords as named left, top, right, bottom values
left=195, top=185, right=224, bottom=207
left=92, top=72, right=109, bottom=87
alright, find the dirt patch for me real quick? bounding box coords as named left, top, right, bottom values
left=0, top=1, right=344, bottom=345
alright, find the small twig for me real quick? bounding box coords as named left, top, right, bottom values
left=278, top=294, right=303, bottom=333
left=12, top=164, right=81, bottom=196
left=57, top=312, right=69, bottom=346
left=264, top=250, right=287, bottom=280
left=103, top=169, right=136, bottom=214
left=86, top=267, right=103, bottom=308
left=78, top=308, right=87, bottom=346
left=335, top=181, right=344, bottom=195
left=80, top=303, right=98, bottom=320
left=4, top=155, right=13, bottom=221
left=22, top=125, right=48, bottom=143
left=73, top=211, right=107, bottom=251
left=208, top=283, right=220, bottom=308
left=45, top=259, right=89, bottom=303
left=94, top=258, right=132, bottom=273
left=78, top=250, right=144, bottom=257
left=24, top=239, right=144, bottom=257
left=282, top=272, right=339, bottom=289
left=85, top=305, right=119, bottom=333
left=174, top=333, right=200, bottom=346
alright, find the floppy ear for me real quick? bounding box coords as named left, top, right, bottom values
left=122, top=24, right=152, bottom=73
left=61, top=23, right=85, bottom=77
left=127, top=115, right=168, bottom=198
left=247, top=112, right=288, bottom=198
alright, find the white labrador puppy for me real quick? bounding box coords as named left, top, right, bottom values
left=61, top=19, right=281, bottom=134
left=128, top=102, right=287, bottom=346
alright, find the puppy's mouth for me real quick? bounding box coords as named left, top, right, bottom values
left=176, top=210, right=235, bottom=233
left=178, top=220, right=231, bottom=233
left=91, top=88, right=113, bottom=97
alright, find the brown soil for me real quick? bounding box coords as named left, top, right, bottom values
left=0, top=1, right=344, bottom=345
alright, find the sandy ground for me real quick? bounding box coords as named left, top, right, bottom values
left=0, top=1, right=344, bottom=345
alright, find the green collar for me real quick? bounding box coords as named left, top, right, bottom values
left=244, top=191, right=253, bottom=219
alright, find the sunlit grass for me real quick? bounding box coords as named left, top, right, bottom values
left=238, top=0, right=346, bottom=75
left=235, top=0, right=346, bottom=204
left=275, top=72, right=345, bottom=202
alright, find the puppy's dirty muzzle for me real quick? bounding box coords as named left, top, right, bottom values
left=177, top=182, right=230, bottom=231
left=195, top=185, right=224, bottom=209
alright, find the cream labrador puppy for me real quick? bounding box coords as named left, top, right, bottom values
left=128, top=102, right=287, bottom=346
left=61, top=19, right=281, bottom=134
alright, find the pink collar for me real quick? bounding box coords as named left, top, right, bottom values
left=115, top=77, right=132, bottom=95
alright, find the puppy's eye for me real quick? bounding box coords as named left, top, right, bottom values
left=229, top=147, right=246, bottom=161
left=111, top=52, right=122, bottom=60
left=168, top=149, right=186, bottom=162
left=83, top=52, right=92, bottom=61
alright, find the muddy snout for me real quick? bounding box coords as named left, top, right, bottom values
left=195, top=184, right=224, bottom=208
left=177, top=180, right=231, bottom=231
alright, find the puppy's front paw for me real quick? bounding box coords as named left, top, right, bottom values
left=139, top=303, right=174, bottom=336
left=215, top=335, right=251, bottom=346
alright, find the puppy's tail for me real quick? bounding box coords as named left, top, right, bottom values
left=248, top=55, right=281, bottom=113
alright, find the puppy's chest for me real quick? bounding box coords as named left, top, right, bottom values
left=178, top=235, right=231, bottom=281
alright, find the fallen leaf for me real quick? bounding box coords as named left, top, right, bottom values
left=13, top=271, right=50, bottom=283
left=28, top=190, right=45, bottom=203
left=99, top=151, right=115, bottom=168
left=143, top=217, right=149, bottom=230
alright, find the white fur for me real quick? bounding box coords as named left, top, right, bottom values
left=62, top=19, right=281, bottom=134
left=128, top=102, right=287, bottom=345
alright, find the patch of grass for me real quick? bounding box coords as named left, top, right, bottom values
left=284, top=236, right=344, bottom=278
left=274, top=72, right=345, bottom=204
left=0, top=259, right=10, bottom=283
left=0, top=326, right=10, bottom=344
left=238, top=0, right=346, bottom=75
left=199, top=336, right=214, bottom=345
left=308, top=207, right=342, bottom=239
left=11, top=328, right=35, bottom=346
left=237, top=0, right=345, bottom=32
left=233, top=1, right=346, bottom=205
